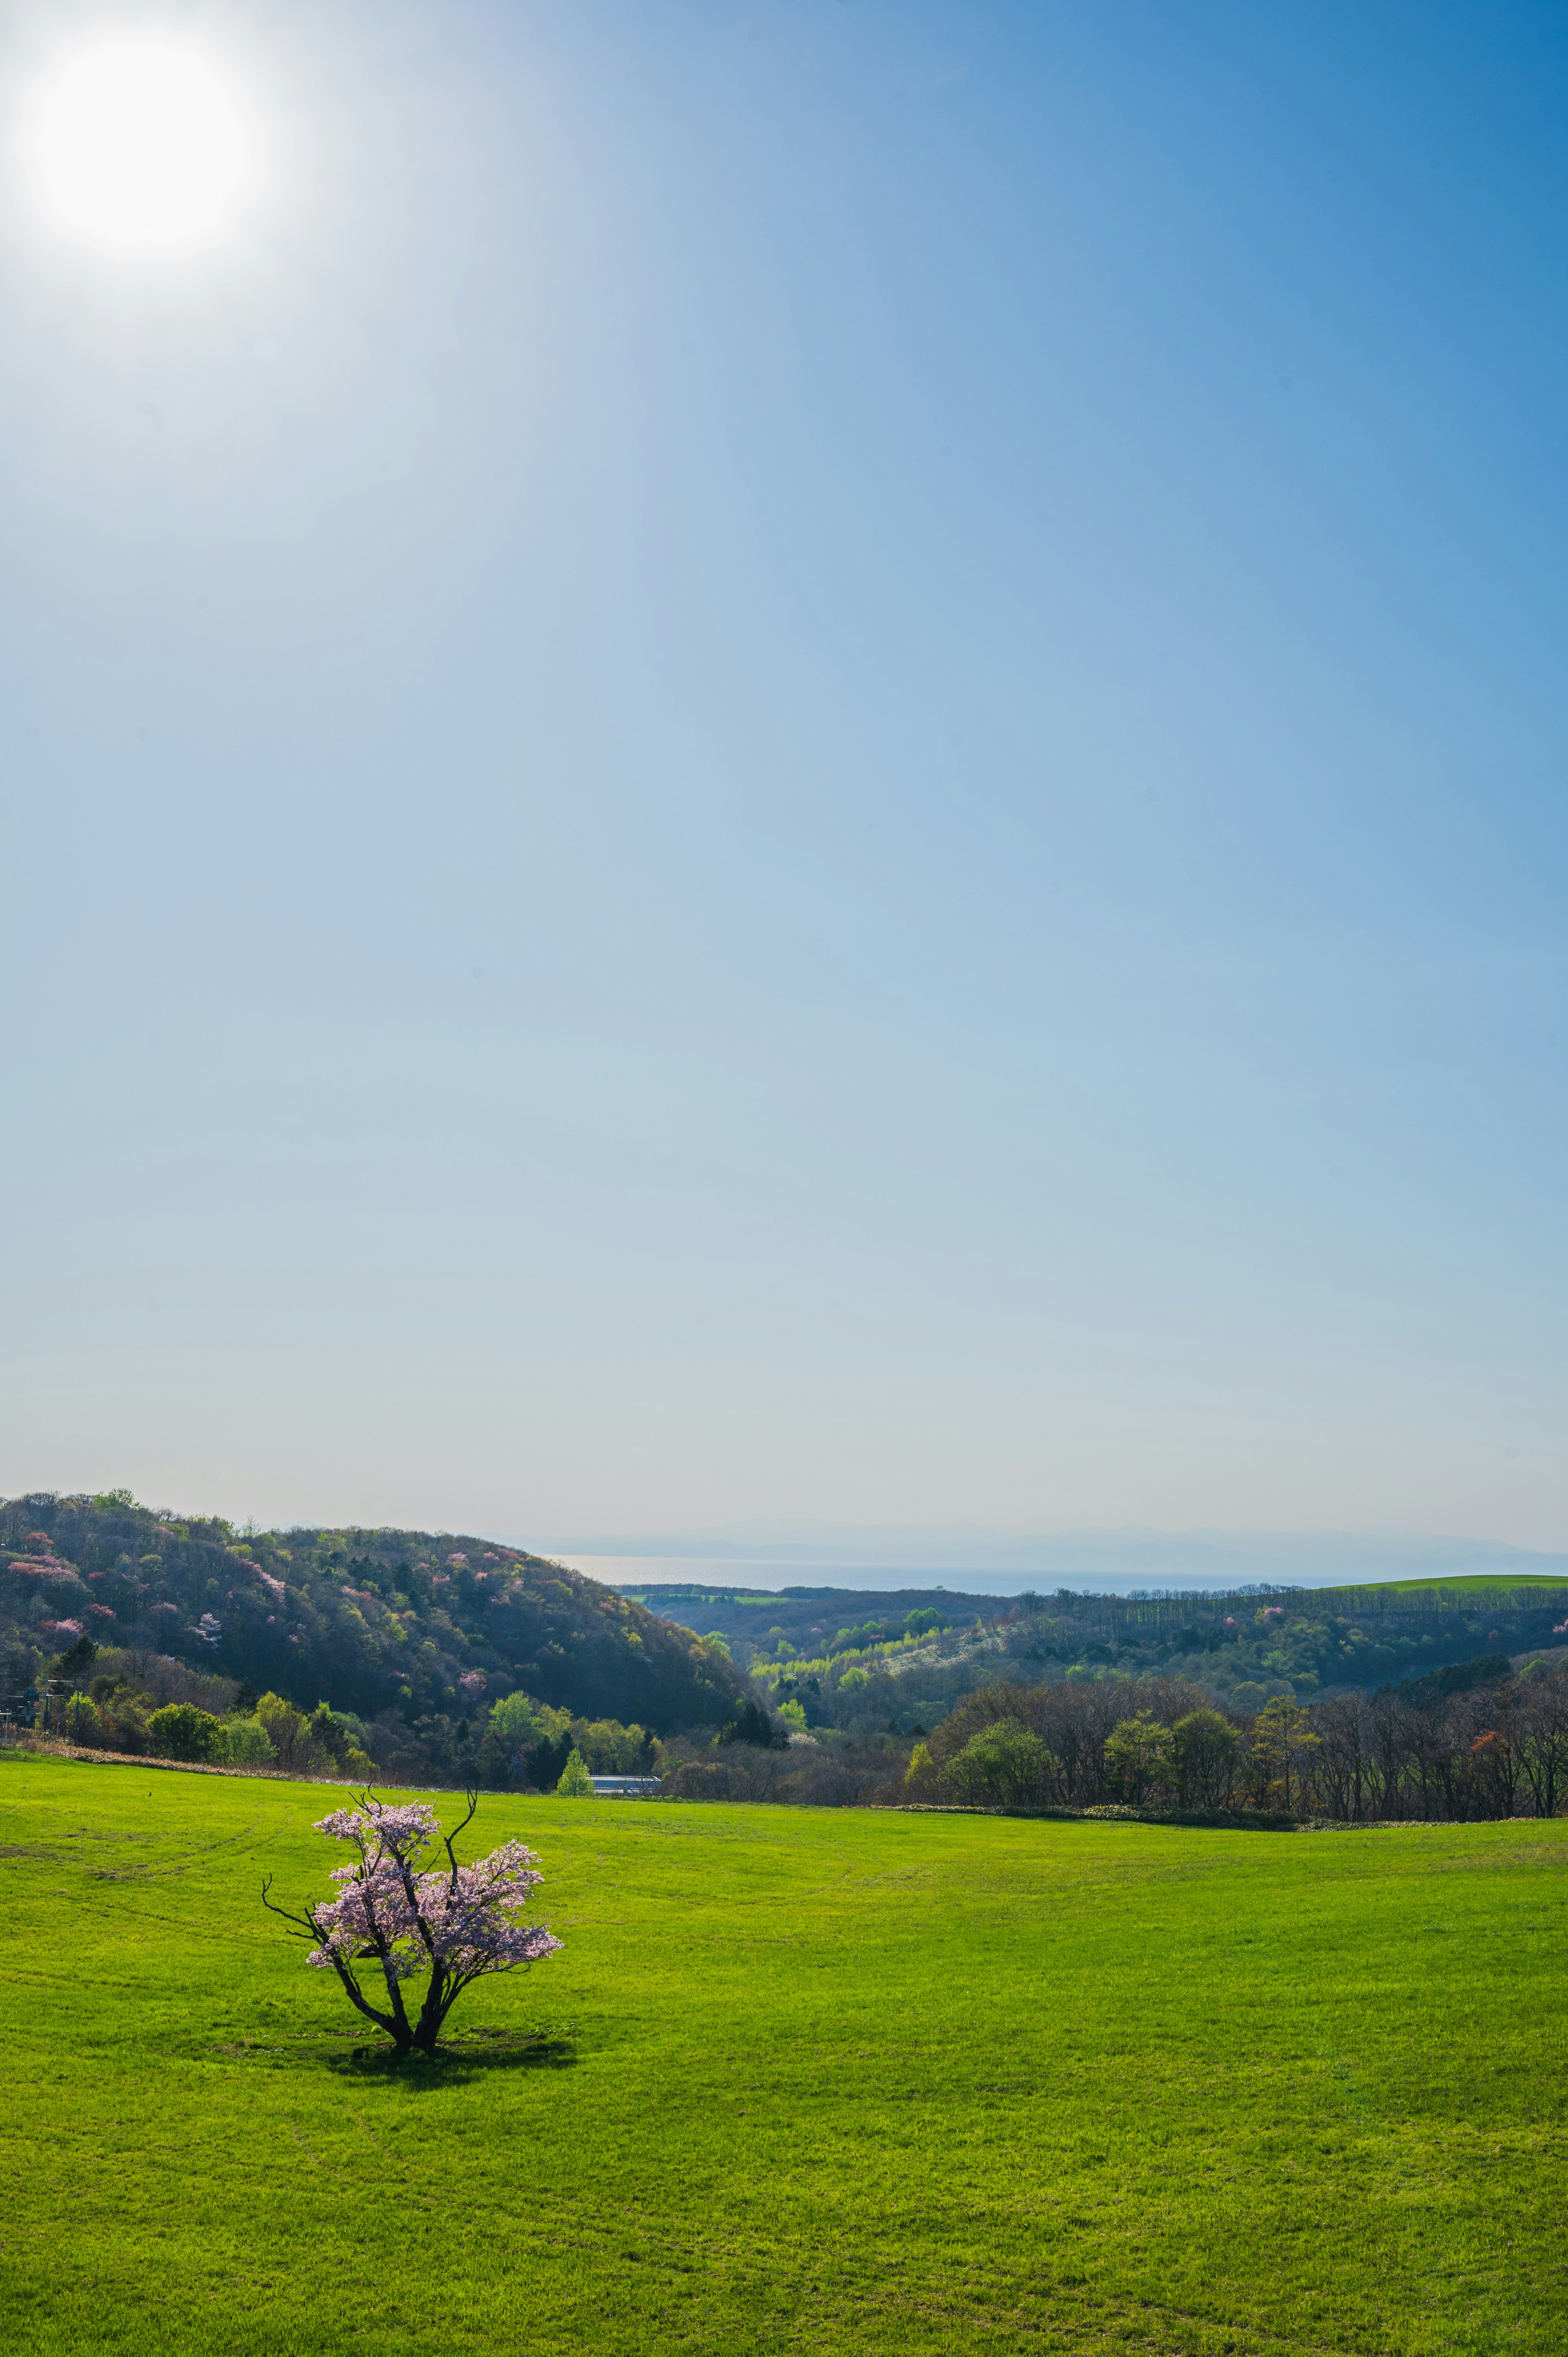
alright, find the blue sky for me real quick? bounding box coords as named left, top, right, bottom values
left=3, top=1, right=1568, bottom=1549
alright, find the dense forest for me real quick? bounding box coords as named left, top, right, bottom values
left=1, top=1490, right=749, bottom=1783
left=631, top=1575, right=1568, bottom=1738
left=13, top=1493, right=1568, bottom=1818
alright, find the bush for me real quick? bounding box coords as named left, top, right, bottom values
left=570, top=1716, right=650, bottom=1773
left=1104, top=1711, right=1175, bottom=1804
left=255, top=1693, right=316, bottom=1774
left=944, top=1719, right=1054, bottom=1807
left=481, top=1692, right=573, bottom=1789
left=717, top=1696, right=778, bottom=1749
left=1172, top=1708, right=1240, bottom=1808
left=62, top=1694, right=103, bottom=1746
left=220, top=1716, right=278, bottom=1768
left=490, top=1691, right=571, bottom=1747
left=664, top=1761, right=735, bottom=1800
left=147, top=1703, right=225, bottom=1762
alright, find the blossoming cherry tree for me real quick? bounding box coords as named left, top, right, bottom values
left=263, top=1791, right=561, bottom=2054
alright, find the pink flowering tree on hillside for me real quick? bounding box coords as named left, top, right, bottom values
left=262, top=1792, right=561, bottom=2055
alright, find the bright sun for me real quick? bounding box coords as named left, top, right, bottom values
left=33, top=40, right=252, bottom=252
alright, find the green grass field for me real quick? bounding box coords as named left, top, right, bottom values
left=1321, top=1574, right=1568, bottom=1597
left=4, top=1755, right=1565, bottom=2355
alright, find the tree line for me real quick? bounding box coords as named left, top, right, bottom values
left=901, top=1657, right=1568, bottom=1821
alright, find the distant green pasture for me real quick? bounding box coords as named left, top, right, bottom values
left=1317, top=1574, right=1568, bottom=1599
left=3, top=1753, right=1565, bottom=2354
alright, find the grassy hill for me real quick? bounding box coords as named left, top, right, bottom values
left=1317, top=1574, right=1568, bottom=1596
left=0, top=1490, right=748, bottom=1748
left=3, top=1750, right=1563, bottom=2354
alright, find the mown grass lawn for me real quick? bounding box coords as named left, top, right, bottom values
left=2, top=1754, right=1564, bottom=2355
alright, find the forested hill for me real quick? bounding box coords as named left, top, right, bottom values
left=0, top=1492, right=747, bottom=1734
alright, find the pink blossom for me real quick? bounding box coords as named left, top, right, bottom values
left=88, top=1603, right=115, bottom=1619
left=447, top=1553, right=468, bottom=1567
left=47, top=1618, right=84, bottom=1637
left=459, top=1670, right=486, bottom=1692
left=272, top=1798, right=562, bottom=2055
left=1223, top=1616, right=1238, bottom=1626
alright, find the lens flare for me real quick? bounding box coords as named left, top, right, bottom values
left=33, top=40, right=252, bottom=251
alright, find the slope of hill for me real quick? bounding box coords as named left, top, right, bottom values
left=616, top=1572, right=1568, bottom=1737
left=0, top=1491, right=748, bottom=1739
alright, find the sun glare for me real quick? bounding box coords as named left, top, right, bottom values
left=33, top=40, right=252, bottom=252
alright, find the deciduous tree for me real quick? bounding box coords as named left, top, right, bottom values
left=262, top=1794, right=561, bottom=2055
left=944, top=1719, right=1053, bottom=1807
left=147, top=1701, right=224, bottom=1761
left=1171, top=1708, right=1239, bottom=1808
left=1105, top=1710, right=1175, bottom=1804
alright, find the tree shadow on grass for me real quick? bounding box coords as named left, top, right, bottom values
left=209, top=2025, right=577, bottom=2083
left=325, top=2026, right=579, bottom=2084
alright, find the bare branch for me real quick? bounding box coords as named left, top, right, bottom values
left=264, top=1793, right=559, bottom=2054
left=443, top=1788, right=480, bottom=1889
left=260, top=1873, right=321, bottom=1939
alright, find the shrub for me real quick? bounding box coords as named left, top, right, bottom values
left=664, top=1760, right=735, bottom=1800
left=62, top=1694, right=103, bottom=1746
left=255, top=1693, right=322, bottom=1774
left=480, top=1692, right=574, bottom=1789
left=220, top=1716, right=278, bottom=1768
left=489, top=1691, right=570, bottom=1748
left=945, top=1720, right=1054, bottom=1807
left=147, top=1702, right=225, bottom=1762
left=1172, top=1708, right=1240, bottom=1808
left=1104, top=1711, right=1175, bottom=1804
left=717, top=1696, right=778, bottom=1748
left=570, top=1716, right=650, bottom=1773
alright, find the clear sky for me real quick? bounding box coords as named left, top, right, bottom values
left=3, top=0, right=1567, bottom=1550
